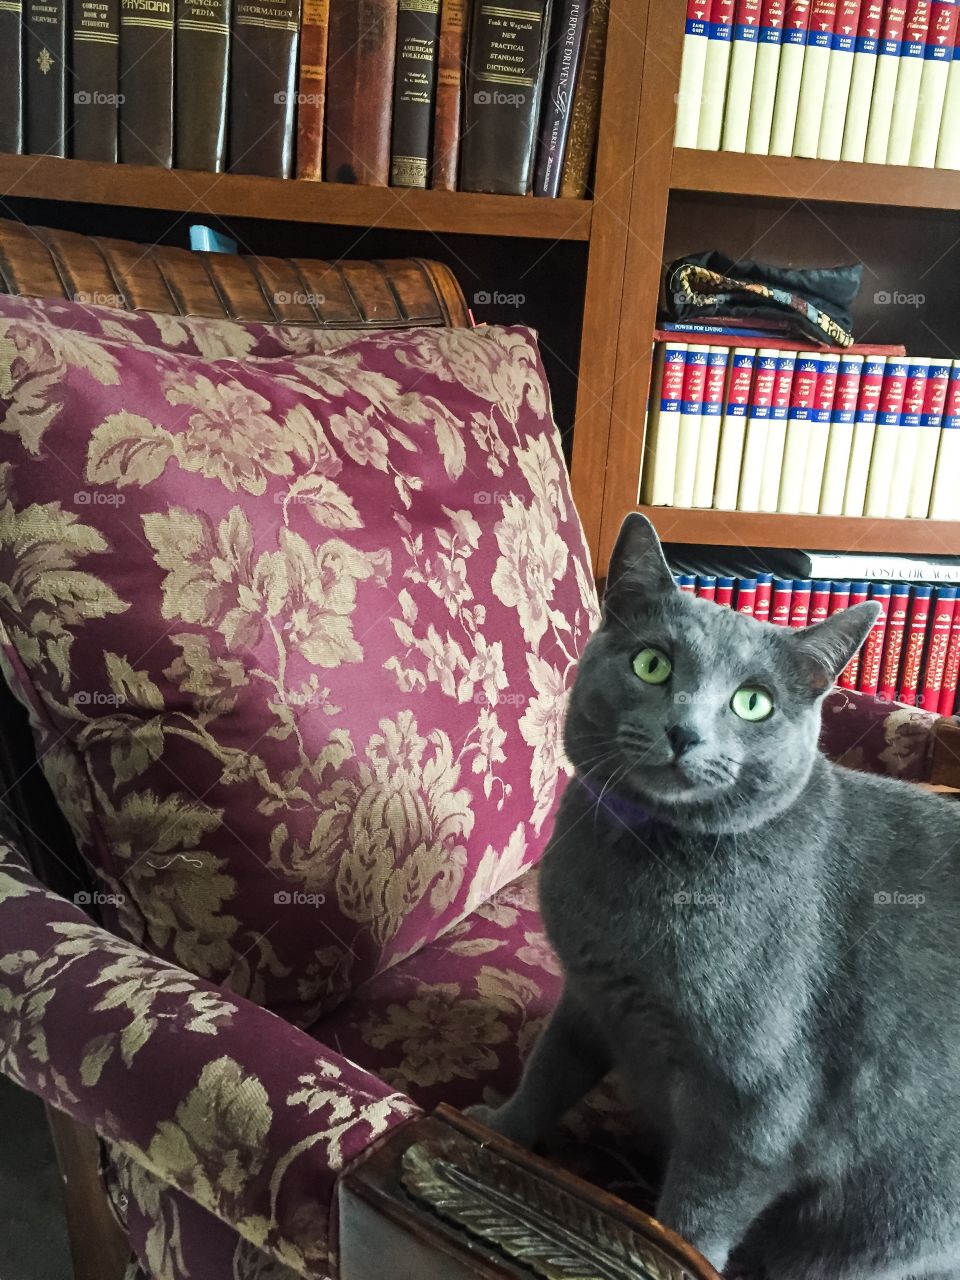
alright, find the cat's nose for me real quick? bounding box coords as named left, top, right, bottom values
left=667, top=725, right=701, bottom=758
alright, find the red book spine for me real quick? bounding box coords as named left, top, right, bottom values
left=828, top=582, right=851, bottom=615
left=809, top=0, right=840, bottom=50
left=736, top=580, right=758, bottom=616
left=810, top=580, right=832, bottom=625
left=879, top=0, right=909, bottom=44
left=878, top=585, right=911, bottom=701
left=903, top=0, right=933, bottom=53
left=754, top=576, right=773, bottom=622
left=939, top=601, right=960, bottom=715
left=697, top=576, right=718, bottom=601
left=770, top=580, right=794, bottom=627
left=716, top=577, right=736, bottom=607
left=789, top=580, right=812, bottom=628
left=838, top=582, right=870, bottom=688
left=681, top=344, right=710, bottom=414
left=857, top=583, right=893, bottom=696
left=919, top=586, right=957, bottom=710
left=897, top=587, right=934, bottom=706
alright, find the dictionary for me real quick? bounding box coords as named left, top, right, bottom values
left=175, top=0, right=230, bottom=171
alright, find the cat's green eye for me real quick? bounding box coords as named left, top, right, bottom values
left=731, top=686, right=774, bottom=722
left=632, top=647, right=672, bottom=685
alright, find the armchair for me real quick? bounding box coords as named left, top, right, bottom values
left=0, top=219, right=957, bottom=1280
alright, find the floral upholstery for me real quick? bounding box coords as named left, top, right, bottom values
left=0, top=295, right=598, bottom=1027
left=0, top=292, right=951, bottom=1280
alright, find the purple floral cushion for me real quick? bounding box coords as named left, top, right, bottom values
left=0, top=294, right=598, bottom=1024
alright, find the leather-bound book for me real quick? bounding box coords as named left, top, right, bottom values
left=559, top=0, right=609, bottom=198
left=391, top=0, right=441, bottom=186
left=295, top=0, right=331, bottom=180
left=0, top=3, right=24, bottom=155
left=431, top=0, right=467, bottom=188
left=229, top=0, right=301, bottom=177
left=175, top=0, right=230, bottom=171
left=72, top=0, right=120, bottom=162
left=459, top=0, right=553, bottom=194
left=25, top=0, right=68, bottom=156
left=324, top=0, right=398, bottom=185
left=533, top=0, right=590, bottom=197
left=118, top=0, right=174, bottom=166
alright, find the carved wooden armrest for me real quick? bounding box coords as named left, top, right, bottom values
left=930, top=717, right=960, bottom=791
left=338, top=1105, right=720, bottom=1280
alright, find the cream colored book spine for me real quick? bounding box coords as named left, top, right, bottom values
left=770, top=0, right=813, bottom=152
left=929, top=361, right=960, bottom=517
left=640, top=342, right=687, bottom=505
left=864, top=4, right=910, bottom=162
left=676, top=0, right=715, bottom=147
left=793, top=0, right=839, bottom=155
left=723, top=0, right=764, bottom=149
left=714, top=348, right=757, bottom=508
left=888, top=358, right=931, bottom=519
left=908, top=360, right=950, bottom=517
left=739, top=349, right=780, bottom=509
left=820, top=353, right=864, bottom=514
left=842, top=355, right=886, bottom=515
left=910, top=2, right=959, bottom=165
left=674, top=345, right=710, bottom=507
left=839, top=1, right=885, bottom=159
left=698, top=0, right=737, bottom=148
left=936, top=37, right=960, bottom=165
left=747, top=0, right=788, bottom=151
left=692, top=346, right=731, bottom=506
left=864, top=359, right=909, bottom=517
left=759, top=350, right=797, bottom=510
left=887, top=2, right=935, bottom=164
left=778, top=352, right=820, bottom=512
left=799, top=353, right=839, bottom=513
left=816, top=0, right=865, bottom=158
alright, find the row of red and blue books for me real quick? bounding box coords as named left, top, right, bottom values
left=640, top=329, right=960, bottom=522
left=668, top=559, right=960, bottom=711
left=676, top=0, right=960, bottom=170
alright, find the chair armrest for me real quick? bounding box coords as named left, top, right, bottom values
left=820, top=689, right=941, bottom=784
left=0, top=835, right=418, bottom=1277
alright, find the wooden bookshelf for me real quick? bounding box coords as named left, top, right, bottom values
left=0, top=153, right=593, bottom=241
left=639, top=508, right=960, bottom=556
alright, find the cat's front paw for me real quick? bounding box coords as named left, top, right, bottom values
left=462, top=1102, right=537, bottom=1147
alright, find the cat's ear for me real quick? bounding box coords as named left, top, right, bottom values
left=603, top=513, right=676, bottom=619
left=792, top=601, right=881, bottom=694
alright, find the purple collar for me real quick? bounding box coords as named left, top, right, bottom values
left=575, top=773, right=654, bottom=827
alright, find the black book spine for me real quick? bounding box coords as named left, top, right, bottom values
left=0, top=2, right=25, bottom=154
left=72, top=0, right=120, bottom=161
left=118, top=0, right=174, bottom=167
left=390, top=0, right=441, bottom=188
left=533, top=0, right=590, bottom=197
left=175, top=0, right=231, bottom=171
left=25, top=0, right=69, bottom=156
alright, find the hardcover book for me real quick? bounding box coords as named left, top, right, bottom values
left=907, top=359, right=949, bottom=517
left=295, top=0, right=330, bottom=179
left=878, top=583, right=911, bottom=700
left=770, top=578, right=795, bottom=626
left=119, top=0, right=174, bottom=166
left=738, top=347, right=779, bottom=510
left=758, top=350, right=796, bottom=510
left=838, top=0, right=883, bottom=160
left=675, top=344, right=710, bottom=507
left=229, top=0, right=301, bottom=177
left=747, top=0, right=787, bottom=152
left=325, top=0, right=397, bottom=185
left=460, top=0, right=553, bottom=193
left=887, top=356, right=931, bottom=519
left=691, top=345, right=731, bottom=506
left=887, top=0, right=933, bottom=163
left=0, top=0, right=23, bottom=155
left=799, top=351, right=840, bottom=512
left=769, top=0, right=812, bottom=154
left=698, top=0, right=737, bottom=149
left=722, top=0, right=763, bottom=151
left=391, top=0, right=441, bottom=188
left=641, top=342, right=687, bottom=506
left=819, top=351, right=863, bottom=514
left=777, top=352, right=819, bottom=512
left=432, top=0, right=468, bottom=189
left=857, top=581, right=892, bottom=695
left=560, top=0, right=610, bottom=196
left=936, top=23, right=960, bottom=165
left=863, top=0, right=909, bottom=163
left=930, top=359, right=960, bottom=518
left=534, top=0, right=591, bottom=196
left=175, top=0, right=230, bottom=171
left=25, top=0, right=68, bottom=156
left=736, top=577, right=758, bottom=614
left=897, top=585, right=933, bottom=705
left=938, top=596, right=960, bottom=712
left=793, top=0, right=839, bottom=156
left=911, top=0, right=960, bottom=165
left=863, top=357, right=908, bottom=517
left=842, top=353, right=885, bottom=514
left=676, top=0, right=713, bottom=147
left=838, top=581, right=869, bottom=687
left=754, top=571, right=774, bottom=620
left=72, top=0, right=120, bottom=162
left=918, top=585, right=957, bottom=707
left=816, top=0, right=863, bottom=159
left=714, top=347, right=758, bottom=509
left=788, top=579, right=813, bottom=627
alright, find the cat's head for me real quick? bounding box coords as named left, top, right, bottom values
left=566, top=515, right=879, bottom=832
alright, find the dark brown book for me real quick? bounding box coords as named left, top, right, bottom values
left=390, top=0, right=440, bottom=187
left=559, top=0, right=608, bottom=199
left=175, top=0, right=230, bottom=171
left=324, top=0, right=398, bottom=185
left=533, top=0, right=590, bottom=197
left=228, top=0, right=301, bottom=177
left=0, top=3, right=24, bottom=154
left=24, top=0, right=68, bottom=156
left=118, top=0, right=174, bottom=166
left=430, top=0, right=466, bottom=189
left=295, top=0, right=330, bottom=180
left=71, top=0, right=120, bottom=162
left=459, top=0, right=553, bottom=195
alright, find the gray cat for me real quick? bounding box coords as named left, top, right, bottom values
left=470, top=514, right=960, bottom=1280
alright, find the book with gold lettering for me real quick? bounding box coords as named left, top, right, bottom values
left=295, top=0, right=330, bottom=179
left=72, top=0, right=120, bottom=162
left=460, top=0, right=554, bottom=194
left=25, top=0, right=68, bottom=156
left=229, top=0, right=301, bottom=176
left=0, top=1, right=24, bottom=155
left=431, top=0, right=468, bottom=188
left=119, top=0, right=174, bottom=165
left=559, top=0, right=609, bottom=196
left=391, top=0, right=441, bottom=187
left=534, top=0, right=591, bottom=196
left=325, top=0, right=398, bottom=184
left=175, top=0, right=230, bottom=171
